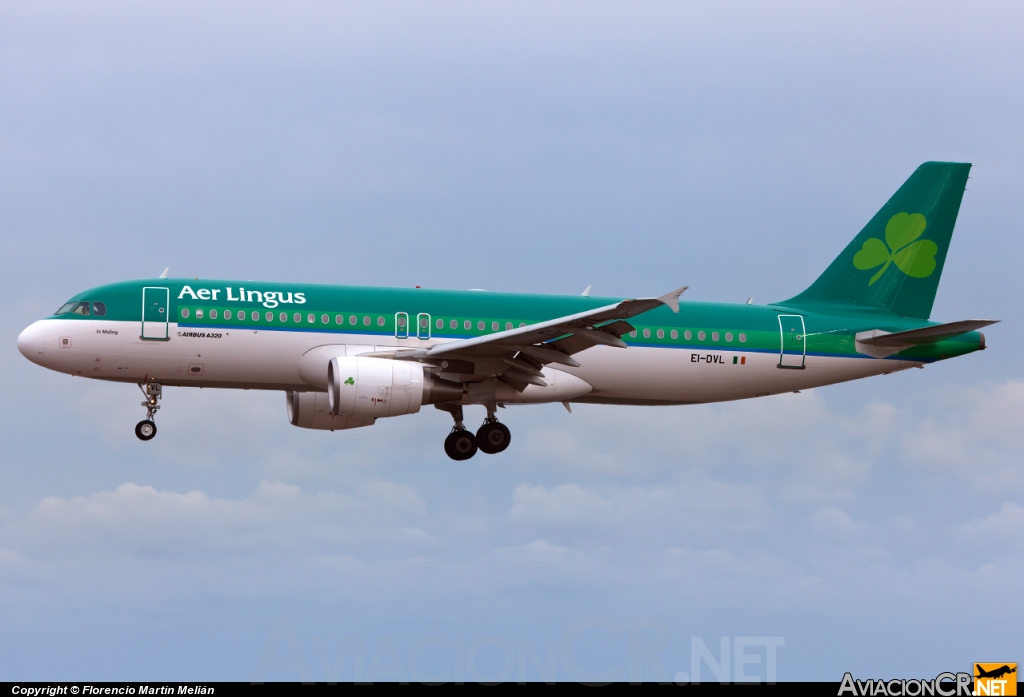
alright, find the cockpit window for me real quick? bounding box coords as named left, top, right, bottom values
left=71, top=302, right=91, bottom=316
left=54, top=302, right=77, bottom=315
left=92, top=301, right=106, bottom=316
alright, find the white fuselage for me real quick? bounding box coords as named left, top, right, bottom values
left=18, top=318, right=908, bottom=406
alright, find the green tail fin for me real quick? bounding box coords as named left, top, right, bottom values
left=784, top=161, right=971, bottom=319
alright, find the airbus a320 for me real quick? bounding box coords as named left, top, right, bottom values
left=18, top=162, right=995, bottom=460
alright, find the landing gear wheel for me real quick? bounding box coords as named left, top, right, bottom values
left=477, top=422, right=511, bottom=454
left=135, top=420, right=157, bottom=441
left=444, top=429, right=478, bottom=461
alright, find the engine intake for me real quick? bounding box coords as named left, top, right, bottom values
left=327, top=356, right=463, bottom=419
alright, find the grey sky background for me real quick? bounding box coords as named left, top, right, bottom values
left=1, top=1, right=1022, bottom=681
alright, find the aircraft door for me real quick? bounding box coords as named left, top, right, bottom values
left=778, top=314, right=806, bottom=368
left=395, top=312, right=409, bottom=339
left=417, top=313, right=431, bottom=340
left=141, top=287, right=170, bottom=340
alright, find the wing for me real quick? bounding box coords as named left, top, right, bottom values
left=365, top=286, right=687, bottom=390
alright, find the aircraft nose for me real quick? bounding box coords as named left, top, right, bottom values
left=17, top=321, right=46, bottom=363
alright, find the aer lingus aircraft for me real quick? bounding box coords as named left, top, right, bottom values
left=18, top=162, right=996, bottom=460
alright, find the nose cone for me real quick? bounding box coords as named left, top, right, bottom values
left=17, top=320, right=47, bottom=365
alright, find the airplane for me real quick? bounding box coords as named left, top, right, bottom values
left=975, top=665, right=1016, bottom=680
left=17, top=162, right=996, bottom=460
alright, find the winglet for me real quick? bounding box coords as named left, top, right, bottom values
left=159, top=267, right=170, bottom=279
left=657, top=286, right=688, bottom=313
left=581, top=285, right=592, bottom=297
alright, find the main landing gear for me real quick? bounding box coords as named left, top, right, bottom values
left=477, top=417, right=511, bottom=455
left=135, top=382, right=162, bottom=441
left=437, top=404, right=511, bottom=461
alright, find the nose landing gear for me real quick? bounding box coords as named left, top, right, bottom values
left=135, top=420, right=157, bottom=440
left=135, top=382, right=162, bottom=441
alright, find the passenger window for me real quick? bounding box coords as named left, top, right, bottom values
left=450, top=319, right=457, bottom=329
left=657, top=329, right=664, bottom=339
left=321, top=314, right=328, bottom=324
left=239, top=310, right=246, bottom=320
left=670, top=330, right=678, bottom=339
left=181, top=308, right=190, bottom=319
left=224, top=310, right=232, bottom=320
left=265, top=312, right=273, bottom=321
left=436, top=319, right=443, bottom=329
left=196, top=309, right=204, bottom=319
left=377, top=317, right=385, bottom=327
left=464, top=320, right=471, bottom=330
left=336, top=315, right=343, bottom=325
left=72, top=302, right=91, bottom=316
left=698, top=331, right=705, bottom=340
left=712, top=332, right=719, bottom=341
left=477, top=321, right=485, bottom=331
left=630, top=330, right=637, bottom=337
left=279, top=312, right=287, bottom=322
left=739, top=332, right=747, bottom=343
left=363, top=316, right=370, bottom=326
left=643, top=328, right=651, bottom=338
left=726, top=332, right=733, bottom=342
left=209, top=309, right=218, bottom=319
left=684, top=330, right=692, bottom=340
left=506, top=322, right=512, bottom=330
left=519, top=323, right=526, bottom=328
left=349, top=315, right=357, bottom=325
left=55, top=302, right=77, bottom=315
left=92, top=302, right=107, bottom=316
left=491, top=321, right=499, bottom=331
left=295, top=313, right=302, bottom=323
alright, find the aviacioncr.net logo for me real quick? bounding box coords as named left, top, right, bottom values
left=853, top=212, right=938, bottom=285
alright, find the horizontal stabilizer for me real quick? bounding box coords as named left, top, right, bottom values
left=855, top=319, right=997, bottom=358
left=857, top=320, right=998, bottom=346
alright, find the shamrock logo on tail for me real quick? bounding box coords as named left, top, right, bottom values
left=853, top=212, right=938, bottom=285
left=344, top=377, right=355, bottom=385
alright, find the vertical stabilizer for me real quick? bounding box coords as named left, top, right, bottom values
left=784, top=162, right=971, bottom=319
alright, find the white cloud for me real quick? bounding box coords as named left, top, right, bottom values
left=900, top=380, right=1024, bottom=490
left=958, top=502, right=1024, bottom=549
left=808, top=507, right=865, bottom=538
left=2, top=479, right=433, bottom=564
left=1, top=379, right=1024, bottom=678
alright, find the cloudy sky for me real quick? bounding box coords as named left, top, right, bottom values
left=1, top=1, right=1022, bottom=682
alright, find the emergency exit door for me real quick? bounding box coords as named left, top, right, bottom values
left=395, top=312, right=409, bottom=339
left=417, top=313, right=431, bottom=340
left=778, top=314, right=806, bottom=369
left=141, top=287, right=170, bottom=340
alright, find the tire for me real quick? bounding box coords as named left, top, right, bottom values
left=135, top=420, right=157, bottom=441
left=444, top=429, right=478, bottom=461
left=477, top=422, right=511, bottom=454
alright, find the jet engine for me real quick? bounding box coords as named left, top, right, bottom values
left=286, top=390, right=375, bottom=431
left=327, top=356, right=463, bottom=419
